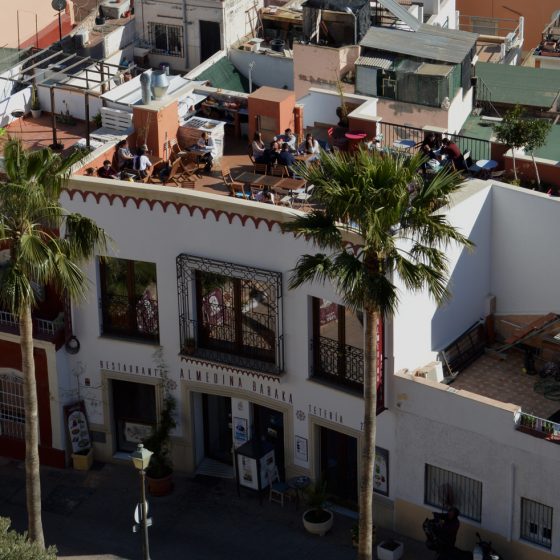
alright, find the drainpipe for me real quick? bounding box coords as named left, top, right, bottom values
left=183, top=0, right=189, bottom=70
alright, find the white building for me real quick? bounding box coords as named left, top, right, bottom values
left=134, top=0, right=264, bottom=72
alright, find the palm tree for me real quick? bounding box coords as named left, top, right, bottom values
left=282, top=149, right=472, bottom=560
left=0, top=139, right=109, bottom=547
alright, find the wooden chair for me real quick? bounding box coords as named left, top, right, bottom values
left=148, top=158, right=183, bottom=185
left=270, top=165, right=288, bottom=178
left=180, top=179, right=196, bottom=189
left=221, top=167, right=249, bottom=199
left=184, top=151, right=205, bottom=175
left=253, top=162, right=268, bottom=175
left=267, top=466, right=291, bottom=507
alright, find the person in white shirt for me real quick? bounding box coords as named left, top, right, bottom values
left=274, top=128, right=297, bottom=152
left=252, top=131, right=266, bottom=162
left=196, top=131, right=216, bottom=172
left=298, top=133, right=320, bottom=155
left=133, top=147, right=152, bottom=179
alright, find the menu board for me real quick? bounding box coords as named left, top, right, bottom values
left=64, top=401, right=92, bottom=454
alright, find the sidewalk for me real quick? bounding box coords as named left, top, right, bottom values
left=0, top=458, right=434, bottom=560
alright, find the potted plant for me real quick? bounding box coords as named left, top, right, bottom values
left=143, top=348, right=177, bottom=496
left=302, top=481, right=333, bottom=536
left=30, top=85, right=41, bottom=119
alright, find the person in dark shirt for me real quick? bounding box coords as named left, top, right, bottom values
left=277, top=142, right=296, bottom=176
left=435, top=507, right=461, bottom=552
left=263, top=141, right=280, bottom=167
left=441, top=139, right=466, bottom=171
left=97, top=160, right=117, bottom=179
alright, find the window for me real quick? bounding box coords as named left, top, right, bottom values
left=0, top=373, right=25, bottom=440
left=424, top=464, right=482, bottom=522
left=312, top=297, right=364, bottom=391
left=148, top=23, right=183, bottom=57
left=100, top=257, right=159, bottom=342
left=177, top=254, right=283, bottom=373
left=521, top=498, right=553, bottom=548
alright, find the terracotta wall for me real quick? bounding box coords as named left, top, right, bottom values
left=77, top=145, right=118, bottom=176
left=248, top=89, right=296, bottom=144
left=376, top=98, right=449, bottom=130
left=456, top=0, right=558, bottom=52
left=132, top=101, right=180, bottom=159
left=293, top=43, right=360, bottom=99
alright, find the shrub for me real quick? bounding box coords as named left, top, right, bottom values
left=0, top=518, right=57, bottom=560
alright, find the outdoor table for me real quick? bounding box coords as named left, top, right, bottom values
left=476, top=159, right=498, bottom=171
left=287, top=475, right=311, bottom=509
left=235, top=171, right=281, bottom=189
left=393, top=139, right=416, bottom=150
left=345, top=131, right=367, bottom=153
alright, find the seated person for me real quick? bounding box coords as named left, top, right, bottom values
left=132, top=147, right=152, bottom=179
left=116, top=139, right=135, bottom=170
left=196, top=131, right=216, bottom=173
left=441, top=138, right=466, bottom=171
left=255, top=186, right=274, bottom=204
left=419, top=133, right=437, bottom=159
left=97, top=160, right=118, bottom=179
left=252, top=131, right=266, bottom=163
left=434, top=508, right=461, bottom=552
left=274, top=128, right=297, bottom=152
left=263, top=141, right=281, bottom=167
left=299, top=133, right=320, bottom=156
left=277, top=142, right=296, bottom=176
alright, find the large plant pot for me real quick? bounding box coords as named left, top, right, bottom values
left=31, top=109, right=42, bottom=119
left=302, top=508, right=333, bottom=536
left=377, top=540, right=404, bottom=560
left=146, top=473, right=174, bottom=496
left=72, top=448, right=93, bottom=471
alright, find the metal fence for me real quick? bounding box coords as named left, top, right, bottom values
left=0, top=373, right=25, bottom=440
left=424, top=464, right=483, bottom=522
left=378, top=121, right=491, bottom=162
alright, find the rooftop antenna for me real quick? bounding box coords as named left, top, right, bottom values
left=51, top=0, right=68, bottom=47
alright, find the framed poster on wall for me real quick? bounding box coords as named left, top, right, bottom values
left=234, top=417, right=248, bottom=446
left=295, top=435, right=308, bottom=462
left=374, top=446, right=389, bottom=496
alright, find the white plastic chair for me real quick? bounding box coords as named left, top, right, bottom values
left=267, top=466, right=291, bottom=506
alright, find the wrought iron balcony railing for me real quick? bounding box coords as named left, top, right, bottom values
left=180, top=317, right=284, bottom=375
left=312, top=336, right=364, bottom=391
left=100, top=294, right=159, bottom=342
left=514, top=411, right=560, bottom=444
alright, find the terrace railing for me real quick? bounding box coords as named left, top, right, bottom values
left=378, top=121, right=491, bottom=162
left=514, top=410, right=560, bottom=444
left=0, top=309, right=64, bottom=342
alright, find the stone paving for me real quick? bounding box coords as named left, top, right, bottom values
left=0, top=458, right=435, bottom=560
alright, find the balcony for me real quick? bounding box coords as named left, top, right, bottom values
left=312, top=336, right=364, bottom=392
left=180, top=318, right=284, bottom=375
left=514, top=411, right=560, bottom=444
left=0, top=309, right=64, bottom=345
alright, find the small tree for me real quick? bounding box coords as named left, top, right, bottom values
left=0, top=518, right=57, bottom=560
left=495, top=105, right=528, bottom=181
left=524, top=119, right=552, bottom=188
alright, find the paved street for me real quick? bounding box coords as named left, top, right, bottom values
left=0, top=458, right=433, bottom=559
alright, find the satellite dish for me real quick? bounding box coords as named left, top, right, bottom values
left=51, top=0, right=67, bottom=11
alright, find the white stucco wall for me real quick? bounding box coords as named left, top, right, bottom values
left=394, top=373, right=560, bottom=556
left=491, top=185, right=560, bottom=314
left=393, top=182, right=493, bottom=372
left=230, top=49, right=294, bottom=90
left=60, top=179, right=396, bottom=481
left=447, top=87, right=473, bottom=134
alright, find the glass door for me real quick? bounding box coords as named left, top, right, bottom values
left=203, top=394, right=233, bottom=464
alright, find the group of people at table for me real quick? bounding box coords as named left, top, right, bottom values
left=96, top=131, right=218, bottom=182
left=251, top=128, right=321, bottom=177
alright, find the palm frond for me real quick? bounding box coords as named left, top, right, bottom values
left=288, top=254, right=336, bottom=290
left=281, top=211, right=343, bottom=250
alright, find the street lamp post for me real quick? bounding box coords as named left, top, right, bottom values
left=131, top=444, right=153, bottom=560
left=248, top=61, right=255, bottom=94
left=345, top=7, right=357, bottom=46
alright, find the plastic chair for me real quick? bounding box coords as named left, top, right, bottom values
left=267, top=466, right=291, bottom=507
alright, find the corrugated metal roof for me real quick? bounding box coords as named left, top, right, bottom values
left=376, top=0, right=420, bottom=31
left=355, top=55, right=394, bottom=69
left=360, top=24, right=477, bottom=64
left=194, top=57, right=250, bottom=94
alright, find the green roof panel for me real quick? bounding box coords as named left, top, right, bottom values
left=194, top=57, right=250, bottom=94
left=476, top=62, right=560, bottom=109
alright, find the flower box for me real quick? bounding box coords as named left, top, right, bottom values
left=71, top=448, right=93, bottom=471
left=377, top=540, right=404, bottom=560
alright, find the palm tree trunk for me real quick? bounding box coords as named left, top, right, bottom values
left=20, top=305, right=45, bottom=548
left=358, top=307, right=378, bottom=560
left=512, top=151, right=517, bottom=181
